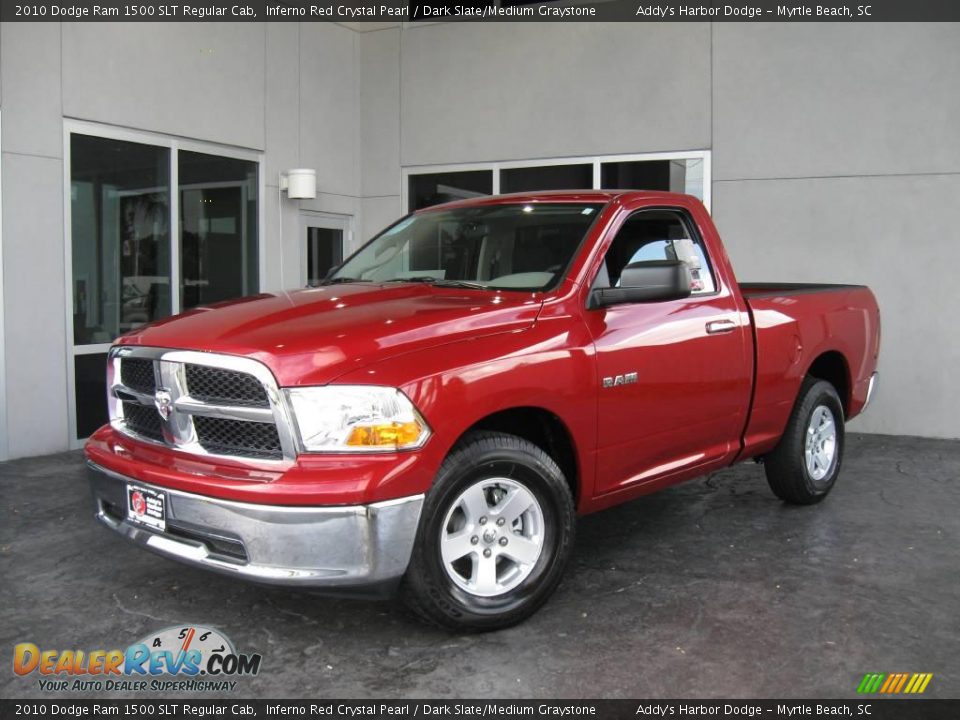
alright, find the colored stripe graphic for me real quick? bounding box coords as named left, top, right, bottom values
left=857, top=672, right=932, bottom=694
left=893, top=673, right=909, bottom=693
left=879, top=674, right=897, bottom=693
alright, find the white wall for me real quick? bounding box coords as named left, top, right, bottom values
left=1, top=23, right=68, bottom=459
left=356, top=21, right=960, bottom=439
left=0, top=21, right=365, bottom=459
left=399, top=22, right=712, bottom=166
left=296, top=23, right=365, bottom=280
left=359, top=27, right=402, bottom=242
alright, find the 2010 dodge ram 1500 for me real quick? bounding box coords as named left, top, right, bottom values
left=86, top=191, right=880, bottom=630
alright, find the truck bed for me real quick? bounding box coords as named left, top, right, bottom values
left=737, top=282, right=880, bottom=460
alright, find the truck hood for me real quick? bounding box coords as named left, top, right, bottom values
left=118, top=283, right=543, bottom=386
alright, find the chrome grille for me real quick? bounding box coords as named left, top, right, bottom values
left=108, top=348, right=296, bottom=465
left=120, top=358, right=157, bottom=395
left=194, top=416, right=282, bottom=459
left=185, top=365, right=269, bottom=408
left=121, top=401, right=163, bottom=442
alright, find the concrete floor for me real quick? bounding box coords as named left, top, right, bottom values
left=1, top=433, right=957, bottom=700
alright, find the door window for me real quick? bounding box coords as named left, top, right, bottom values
left=595, top=210, right=715, bottom=294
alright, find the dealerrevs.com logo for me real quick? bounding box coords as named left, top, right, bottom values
left=13, top=625, right=262, bottom=693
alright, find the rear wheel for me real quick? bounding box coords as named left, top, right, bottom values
left=401, top=431, right=575, bottom=631
left=764, top=377, right=845, bottom=505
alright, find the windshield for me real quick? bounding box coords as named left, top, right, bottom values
left=330, top=202, right=604, bottom=291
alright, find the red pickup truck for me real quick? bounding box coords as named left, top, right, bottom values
left=86, top=191, right=880, bottom=630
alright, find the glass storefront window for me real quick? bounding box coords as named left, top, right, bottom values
left=69, top=130, right=261, bottom=441
left=500, top=164, right=593, bottom=194
left=74, top=353, right=109, bottom=439
left=406, top=154, right=710, bottom=215
left=70, top=134, right=171, bottom=345
left=408, top=170, right=493, bottom=211
left=601, top=158, right=705, bottom=200
left=179, top=151, right=259, bottom=310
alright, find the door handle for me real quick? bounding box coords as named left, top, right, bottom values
left=706, top=319, right=737, bottom=334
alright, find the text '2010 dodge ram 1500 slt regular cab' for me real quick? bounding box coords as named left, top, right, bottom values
left=86, top=190, right=880, bottom=630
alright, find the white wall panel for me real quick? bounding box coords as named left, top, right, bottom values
left=1, top=154, right=69, bottom=456
left=360, top=28, right=400, bottom=198
left=299, top=23, right=361, bottom=198
left=1, top=22, right=62, bottom=159
left=713, top=23, right=960, bottom=181
left=400, top=22, right=712, bottom=166
left=62, top=23, right=266, bottom=150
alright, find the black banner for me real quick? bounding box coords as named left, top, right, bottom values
left=3, top=0, right=960, bottom=22
left=2, top=700, right=960, bottom=720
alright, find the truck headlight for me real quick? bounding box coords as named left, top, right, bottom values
left=286, top=386, right=430, bottom=452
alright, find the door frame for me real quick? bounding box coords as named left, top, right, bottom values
left=62, top=119, right=265, bottom=448
left=299, top=210, right=353, bottom=288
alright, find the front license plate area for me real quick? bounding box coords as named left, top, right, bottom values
left=127, top=485, right=166, bottom=532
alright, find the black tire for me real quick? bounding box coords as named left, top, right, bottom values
left=764, top=377, right=845, bottom=505
left=401, top=431, right=575, bottom=632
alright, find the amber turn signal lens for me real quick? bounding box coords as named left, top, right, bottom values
left=345, top=420, right=424, bottom=448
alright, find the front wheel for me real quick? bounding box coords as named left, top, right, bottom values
left=401, top=431, right=575, bottom=631
left=764, top=377, right=845, bottom=505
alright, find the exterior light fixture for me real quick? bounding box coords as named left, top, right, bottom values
left=280, top=168, right=317, bottom=199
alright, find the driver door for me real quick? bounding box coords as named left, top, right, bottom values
left=583, top=207, right=752, bottom=495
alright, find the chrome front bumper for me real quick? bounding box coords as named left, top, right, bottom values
left=87, top=462, right=423, bottom=592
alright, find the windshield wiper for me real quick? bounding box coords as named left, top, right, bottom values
left=318, top=277, right=370, bottom=286
left=383, top=276, right=441, bottom=284
left=384, top=277, right=488, bottom=290
left=432, top=279, right=488, bottom=290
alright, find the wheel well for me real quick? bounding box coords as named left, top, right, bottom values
left=807, top=351, right=850, bottom=416
left=464, top=407, right=579, bottom=503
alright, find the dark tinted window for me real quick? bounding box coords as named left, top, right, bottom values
left=179, top=151, right=259, bottom=310
left=408, top=170, right=493, bottom=211
left=500, top=164, right=593, bottom=194
left=601, top=158, right=706, bottom=201
left=75, top=353, right=109, bottom=438
left=70, top=134, right=171, bottom=345
left=601, top=160, right=671, bottom=191
left=306, top=227, right=344, bottom=285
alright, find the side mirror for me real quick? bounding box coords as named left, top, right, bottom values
left=589, top=260, right=692, bottom=309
